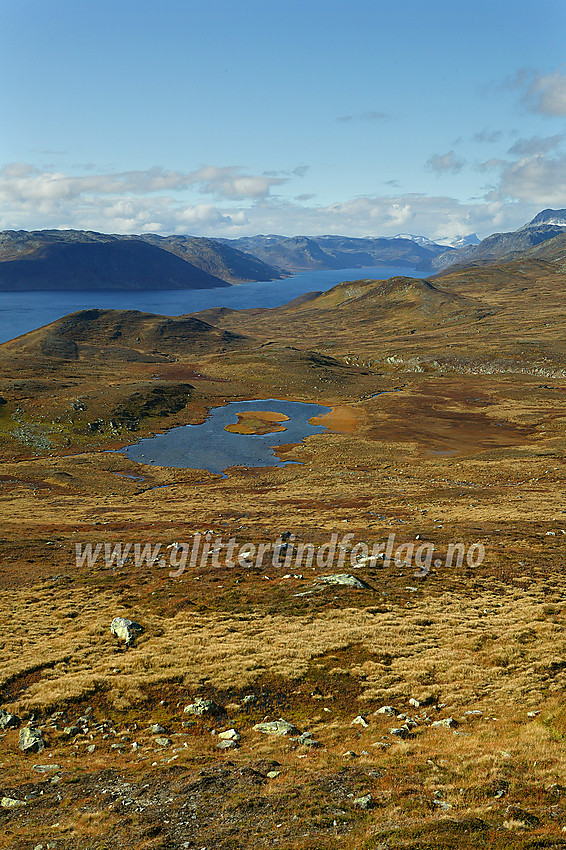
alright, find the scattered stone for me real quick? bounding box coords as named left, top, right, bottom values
left=110, top=617, right=144, bottom=648
left=352, top=715, right=369, bottom=728
left=150, top=723, right=166, bottom=734
left=32, top=764, right=61, bottom=773
left=86, top=744, right=96, bottom=754
left=527, top=710, right=541, bottom=718
left=296, top=732, right=320, bottom=747
left=353, top=793, right=374, bottom=810
left=218, top=728, right=241, bottom=741
left=409, top=698, right=420, bottom=708
left=0, top=709, right=20, bottom=730
left=465, top=710, right=483, bottom=717
left=183, top=698, right=225, bottom=717
left=154, top=737, right=172, bottom=747
left=390, top=727, right=409, bottom=739
left=431, top=717, right=458, bottom=729
left=318, top=573, right=371, bottom=589
left=242, top=694, right=257, bottom=704
left=132, top=742, right=141, bottom=751
left=217, top=739, right=238, bottom=750
left=18, top=727, right=45, bottom=753
left=374, top=706, right=396, bottom=716
left=342, top=750, right=358, bottom=758
left=253, top=719, right=299, bottom=736
left=433, top=799, right=453, bottom=811
left=1, top=796, right=26, bottom=808
left=267, top=770, right=281, bottom=779
left=62, top=725, right=81, bottom=738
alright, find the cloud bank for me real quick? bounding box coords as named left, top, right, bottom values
left=0, top=137, right=563, bottom=241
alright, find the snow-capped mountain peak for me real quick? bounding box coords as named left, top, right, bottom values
left=393, top=233, right=440, bottom=247
left=521, top=208, right=566, bottom=229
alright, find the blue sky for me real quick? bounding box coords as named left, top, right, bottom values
left=1, top=0, right=565, bottom=240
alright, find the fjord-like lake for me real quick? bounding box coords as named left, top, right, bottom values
left=119, top=398, right=331, bottom=474
left=0, top=265, right=429, bottom=343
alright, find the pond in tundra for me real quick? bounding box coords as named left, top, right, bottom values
left=119, top=398, right=331, bottom=475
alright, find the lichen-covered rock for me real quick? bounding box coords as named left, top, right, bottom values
left=110, top=617, right=144, bottom=647
left=374, top=705, right=396, bottom=716
left=253, top=719, right=299, bottom=736
left=217, top=739, right=238, bottom=750
left=318, top=574, right=370, bottom=589
left=1, top=796, right=26, bottom=808
left=183, top=698, right=225, bottom=717
left=0, top=708, right=20, bottom=730
left=431, top=717, right=458, bottom=729
left=218, top=728, right=241, bottom=741
left=354, top=793, right=374, bottom=809
left=18, top=726, right=45, bottom=753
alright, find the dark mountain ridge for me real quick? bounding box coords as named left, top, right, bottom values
left=0, top=229, right=283, bottom=291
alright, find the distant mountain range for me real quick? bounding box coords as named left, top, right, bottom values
left=0, top=230, right=283, bottom=291
left=217, top=234, right=450, bottom=272
left=393, top=232, right=481, bottom=249
left=0, top=209, right=564, bottom=290
left=432, top=209, right=566, bottom=271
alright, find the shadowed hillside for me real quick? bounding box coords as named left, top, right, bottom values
left=0, top=229, right=284, bottom=290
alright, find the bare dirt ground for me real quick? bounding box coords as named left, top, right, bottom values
left=0, top=260, right=565, bottom=848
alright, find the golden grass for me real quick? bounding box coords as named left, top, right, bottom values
left=2, top=575, right=565, bottom=715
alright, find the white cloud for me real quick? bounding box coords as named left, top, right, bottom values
left=426, top=151, right=466, bottom=174
left=523, top=68, right=566, bottom=116
left=497, top=153, right=566, bottom=205
left=0, top=160, right=549, bottom=241
left=507, top=134, right=564, bottom=157
left=0, top=163, right=285, bottom=208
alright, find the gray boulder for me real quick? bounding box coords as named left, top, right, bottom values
left=218, top=728, right=241, bottom=741
left=318, top=574, right=371, bottom=589
left=0, top=709, right=20, bottom=730
left=19, top=727, right=45, bottom=753
left=253, top=719, right=299, bottom=736
left=389, top=727, right=409, bottom=739
left=110, top=617, right=144, bottom=647
left=374, top=706, right=396, bottom=716
left=431, top=717, right=458, bottom=729
left=217, top=739, right=238, bottom=750
left=183, top=698, right=225, bottom=717
left=354, top=793, right=374, bottom=809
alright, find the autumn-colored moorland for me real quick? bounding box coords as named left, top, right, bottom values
left=0, top=258, right=565, bottom=849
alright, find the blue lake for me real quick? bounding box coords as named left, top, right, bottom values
left=0, top=265, right=429, bottom=343
left=119, top=398, right=331, bottom=474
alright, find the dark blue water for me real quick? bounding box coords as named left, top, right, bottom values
left=119, top=398, right=331, bottom=474
left=0, top=266, right=429, bottom=343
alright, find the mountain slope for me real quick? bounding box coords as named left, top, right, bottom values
left=433, top=209, right=566, bottom=271
left=139, top=234, right=284, bottom=283
left=0, top=229, right=284, bottom=290
left=0, top=231, right=229, bottom=291
left=220, top=234, right=450, bottom=272
left=520, top=208, right=566, bottom=228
